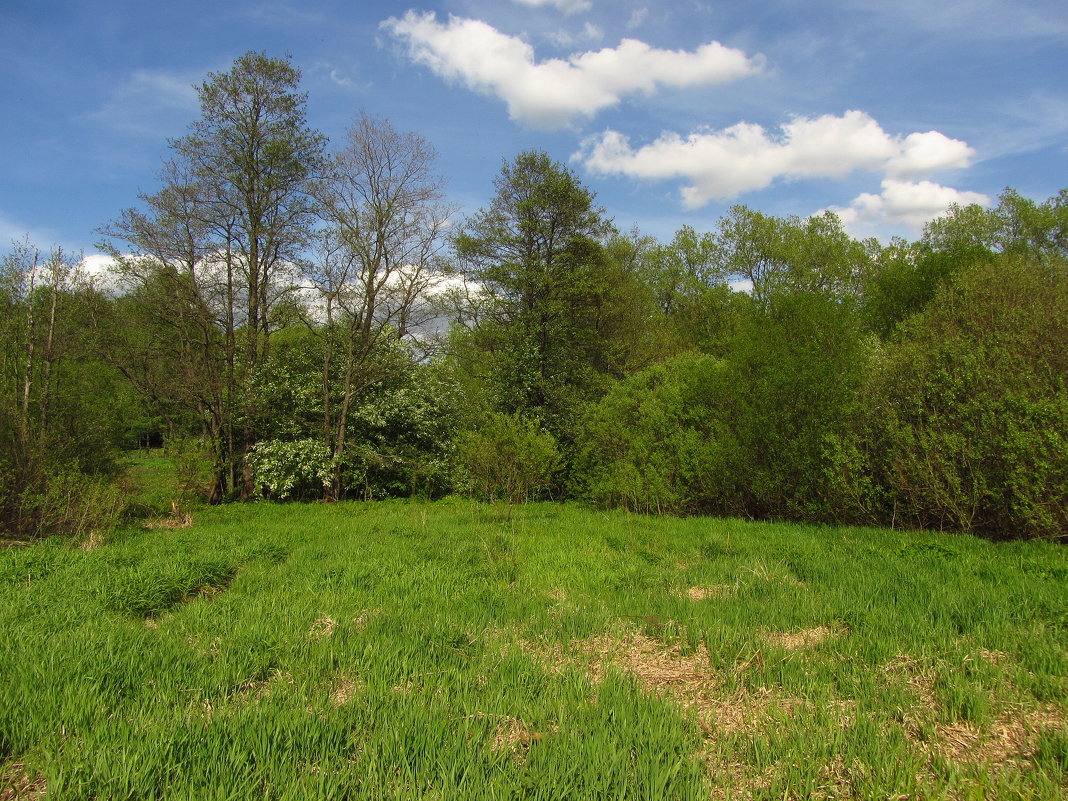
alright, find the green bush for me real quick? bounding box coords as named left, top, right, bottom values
left=862, top=255, right=1068, bottom=539
left=574, top=352, right=741, bottom=515
left=458, top=413, right=560, bottom=512
left=248, top=438, right=333, bottom=501
left=727, top=290, right=871, bottom=522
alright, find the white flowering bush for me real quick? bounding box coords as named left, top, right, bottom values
left=248, top=439, right=334, bottom=501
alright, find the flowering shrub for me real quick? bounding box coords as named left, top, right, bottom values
left=248, top=439, right=334, bottom=501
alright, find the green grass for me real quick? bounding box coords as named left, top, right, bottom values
left=2, top=500, right=1067, bottom=799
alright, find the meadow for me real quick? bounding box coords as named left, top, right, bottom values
left=2, top=490, right=1067, bottom=799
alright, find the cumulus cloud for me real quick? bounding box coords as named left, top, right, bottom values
left=828, top=179, right=990, bottom=232
left=511, top=0, right=593, bottom=14
left=577, top=110, right=976, bottom=207
left=381, top=11, right=761, bottom=128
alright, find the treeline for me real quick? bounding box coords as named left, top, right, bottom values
left=1, top=52, right=1065, bottom=540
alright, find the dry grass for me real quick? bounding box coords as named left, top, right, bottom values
left=764, top=625, right=845, bottom=651
left=329, top=674, right=362, bottom=707
left=883, top=653, right=1068, bottom=772
left=78, top=530, right=105, bottom=551
left=230, top=669, right=294, bottom=705
left=936, top=705, right=1067, bottom=767
left=143, top=501, right=194, bottom=530
left=517, top=626, right=824, bottom=739
left=0, top=763, right=45, bottom=801
left=491, top=716, right=547, bottom=758
left=307, top=616, right=338, bottom=640
left=681, top=585, right=732, bottom=601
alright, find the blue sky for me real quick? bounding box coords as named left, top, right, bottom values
left=2, top=0, right=1066, bottom=257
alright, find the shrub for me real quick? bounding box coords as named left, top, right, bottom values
left=574, top=352, right=741, bottom=515
left=727, top=290, right=871, bottom=522
left=248, top=438, right=333, bottom=501
left=458, top=413, right=559, bottom=514
left=862, top=255, right=1068, bottom=539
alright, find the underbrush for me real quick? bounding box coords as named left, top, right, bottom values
left=1, top=502, right=1066, bottom=799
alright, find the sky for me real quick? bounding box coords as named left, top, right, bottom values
left=2, top=0, right=1066, bottom=260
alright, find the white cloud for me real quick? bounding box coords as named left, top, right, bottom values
left=329, top=69, right=355, bottom=88
left=828, top=179, right=991, bottom=233
left=381, top=11, right=761, bottom=128
left=577, top=110, right=976, bottom=207
left=88, top=68, right=200, bottom=136
left=627, top=8, right=649, bottom=29
left=510, top=0, right=593, bottom=14
left=548, top=21, right=604, bottom=48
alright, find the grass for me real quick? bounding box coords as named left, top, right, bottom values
left=1, top=495, right=1067, bottom=799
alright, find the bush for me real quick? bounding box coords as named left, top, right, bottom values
left=727, top=291, right=870, bottom=522
left=574, top=352, right=741, bottom=515
left=458, top=413, right=559, bottom=514
left=862, top=255, right=1068, bottom=539
left=248, top=438, right=333, bottom=501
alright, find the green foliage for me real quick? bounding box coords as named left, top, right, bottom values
left=458, top=413, right=560, bottom=510
left=337, top=359, right=465, bottom=500
left=862, top=254, right=1068, bottom=538
left=0, top=243, right=136, bottom=539
left=575, top=352, right=741, bottom=515
left=718, top=206, right=870, bottom=303
left=166, top=436, right=217, bottom=506
left=727, top=290, right=871, bottom=522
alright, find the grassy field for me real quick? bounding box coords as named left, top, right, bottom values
left=2, top=481, right=1067, bottom=798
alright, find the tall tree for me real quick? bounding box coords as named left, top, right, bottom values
left=102, top=52, right=325, bottom=499
left=452, top=151, right=614, bottom=442
left=305, top=114, right=454, bottom=499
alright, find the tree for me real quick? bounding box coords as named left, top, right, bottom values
left=452, top=151, right=614, bottom=444
left=718, top=206, right=869, bottom=304
left=0, top=241, right=130, bottom=538
left=102, top=52, right=325, bottom=500
left=305, top=114, right=453, bottom=499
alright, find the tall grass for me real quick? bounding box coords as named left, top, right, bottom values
left=1, top=501, right=1066, bottom=798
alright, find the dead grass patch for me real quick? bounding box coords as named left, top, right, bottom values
left=79, top=530, right=105, bottom=551
left=329, top=674, right=362, bottom=706
left=884, top=653, right=1068, bottom=771
left=491, top=716, right=547, bottom=757
left=681, top=585, right=732, bottom=601
left=353, top=609, right=377, bottom=630
left=516, top=626, right=823, bottom=740
left=979, top=648, right=1010, bottom=665
left=143, top=501, right=194, bottom=530
left=764, top=625, right=845, bottom=651
left=936, top=705, right=1067, bottom=768
left=883, top=654, right=938, bottom=710
left=308, top=616, right=338, bottom=640
left=705, top=759, right=775, bottom=801
left=231, top=669, right=294, bottom=705
left=546, top=587, right=567, bottom=602
left=0, top=763, right=45, bottom=801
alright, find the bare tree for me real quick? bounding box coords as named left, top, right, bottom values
left=307, top=114, right=454, bottom=499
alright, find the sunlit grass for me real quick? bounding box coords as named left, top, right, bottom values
left=2, top=500, right=1066, bottom=799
